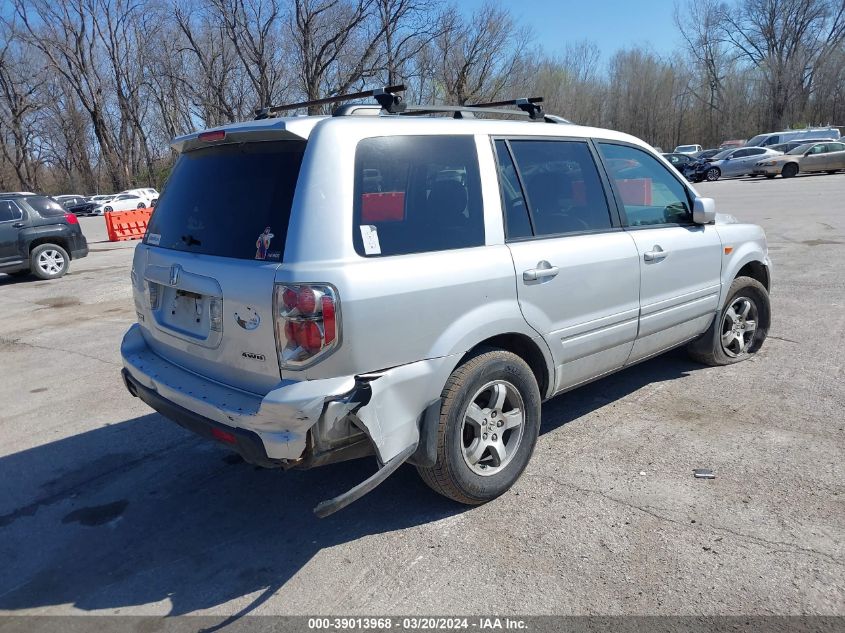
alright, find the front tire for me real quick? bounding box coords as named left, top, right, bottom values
left=30, top=243, right=70, bottom=280
left=137, top=202, right=146, bottom=209
left=782, top=163, right=799, bottom=178
left=417, top=350, right=541, bottom=505
left=687, top=276, right=770, bottom=366
left=705, top=166, right=721, bottom=181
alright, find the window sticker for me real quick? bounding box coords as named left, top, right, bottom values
left=147, top=233, right=161, bottom=246
left=255, top=226, right=274, bottom=260
left=359, top=225, right=381, bottom=255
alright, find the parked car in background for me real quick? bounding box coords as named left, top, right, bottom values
left=67, top=199, right=98, bottom=216
left=662, top=152, right=705, bottom=182
left=745, top=127, right=840, bottom=148
left=752, top=141, right=845, bottom=179
left=695, top=149, right=721, bottom=160
left=54, top=195, right=89, bottom=209
left=0, top=193, right=88, bottom=279
left=674, top=144, right=703, bottom=154
left=119, top=188, right=159, bottom=206
left=768, top=139, right=835, bottom=155
left=701, top=147, right=782, bottom=181
left=719, top=140, right=746, bottom=149
left=91, top=193, right=148, bottom=214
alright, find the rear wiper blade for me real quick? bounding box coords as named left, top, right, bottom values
left=181, top=234, right=201, bottom=246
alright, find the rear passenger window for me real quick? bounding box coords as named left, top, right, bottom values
left=353, top=136, right=484, bottom=257
left=598, top=143, right=693, bottom=227
left=505, top=139, right=613, bottom=237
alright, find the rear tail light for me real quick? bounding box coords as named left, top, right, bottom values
left=64, top=212, right=78, bottom=225
left=273, top=283, right=340, bottom=368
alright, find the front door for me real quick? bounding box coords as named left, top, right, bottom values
left=0, top=200, right=27, bottom=266
left=596, top=142, right=723, bottom=363
left=494, top=139, right=641, bottom=393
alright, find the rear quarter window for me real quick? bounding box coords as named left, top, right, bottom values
left=26, top=196, right=67, bottom=217
left=352, top=135, right=484, bottom=257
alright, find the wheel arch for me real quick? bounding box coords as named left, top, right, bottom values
left=29, top=236, right=72, bottom=258
left=455, top=332, right=553, bottom=400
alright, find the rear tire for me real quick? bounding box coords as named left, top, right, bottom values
left=765, top=174, right=775, bottom=179
left=705, top=167, right=720, bottom=181
left=687, top=276, right=770, bottom=366
left=782, top=163, right=799, bottom=178
left=30, top=243, right=70, bottom=280
left=417, top=350, right=541, bottom=505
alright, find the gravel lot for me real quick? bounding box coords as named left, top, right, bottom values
left=0, top=174, right=843, bottom=617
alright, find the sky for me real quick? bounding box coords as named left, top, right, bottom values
left=458, top=0, right=683, bottom=62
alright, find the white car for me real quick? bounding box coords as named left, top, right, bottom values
left=674, top=144, right=703, bottom=154
left=90, top=194, right=116, bottom=204
left=92, top=193, right=149, bottom=214
left=119, top=188, right=159, bottom=206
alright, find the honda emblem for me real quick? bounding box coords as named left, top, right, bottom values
left=169, top=264, right=181, bottom=286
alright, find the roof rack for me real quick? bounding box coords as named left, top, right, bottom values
left=256, top=85, right=571, bottom=124
left=255, top=84, right=406, bottom=119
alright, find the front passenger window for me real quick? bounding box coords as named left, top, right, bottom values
left=0, top=201, right=22, bottom=222
left=598, top=143, right=693, bottom=227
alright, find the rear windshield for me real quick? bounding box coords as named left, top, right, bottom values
left=28, top=196, right=67, bottom=217
left=145, top=140, right=306, bottom=261
left=352, top=135, right=484, bottom=257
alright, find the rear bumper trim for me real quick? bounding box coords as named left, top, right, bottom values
left=122, top=368, right=285, bottom=468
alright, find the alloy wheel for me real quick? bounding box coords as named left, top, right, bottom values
left=721, top=296, right=758, bottom=358
left=461, top=380, right=525, bottom=476
left=37, top=249, right=65, bottom=276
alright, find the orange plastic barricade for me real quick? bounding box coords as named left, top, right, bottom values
left=616, top=178, right=652, bottom=206
left=105, top=208, right=153, bottom=242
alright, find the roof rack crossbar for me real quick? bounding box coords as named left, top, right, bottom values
left=467, top=97, right=544, bottom=120
left=255, top=84, right=406, bottom=119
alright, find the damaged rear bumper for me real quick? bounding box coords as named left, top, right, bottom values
left=120, top=323, right=455, bottom=467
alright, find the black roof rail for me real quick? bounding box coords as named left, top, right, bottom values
left=255, top=84, right=406, bottom=119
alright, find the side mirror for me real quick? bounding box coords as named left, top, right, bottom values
left=693, top=197, right=716, bottom=224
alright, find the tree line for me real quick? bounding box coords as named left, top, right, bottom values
left=1, top=0, right=843, bottom=195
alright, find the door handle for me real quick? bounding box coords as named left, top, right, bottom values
left=643, top=246, right=668, bottom=262
left=12, top=222, right=24, bottom=228
left=523, top=262, right=559, bottom=281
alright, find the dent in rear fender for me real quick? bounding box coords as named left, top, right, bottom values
left=354, top=354, right=459, bottom=464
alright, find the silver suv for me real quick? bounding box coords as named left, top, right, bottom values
left=121, top=91, right=772, bottom=516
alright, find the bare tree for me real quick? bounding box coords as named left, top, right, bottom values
left=434, top=2, right=532, bottom=105
left=718, top=0, right=845, bottom=129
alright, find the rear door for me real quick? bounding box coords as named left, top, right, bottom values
left=496, top=138, right=641, bottom=392
left=596, top=142, right=722, bottom=363
left=136, top=139, right=306, bottom=394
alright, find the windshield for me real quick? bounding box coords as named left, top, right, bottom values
left=745, top=134, right=767, bottom=147
left=787, top=143, right=814, bottom=155
left=145, top=140, right=306, bottom=261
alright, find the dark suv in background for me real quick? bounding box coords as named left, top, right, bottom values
left=0, top=194, right=88, bottom=280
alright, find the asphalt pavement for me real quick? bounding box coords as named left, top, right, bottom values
left=0, top=174, right=842, bottom=617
